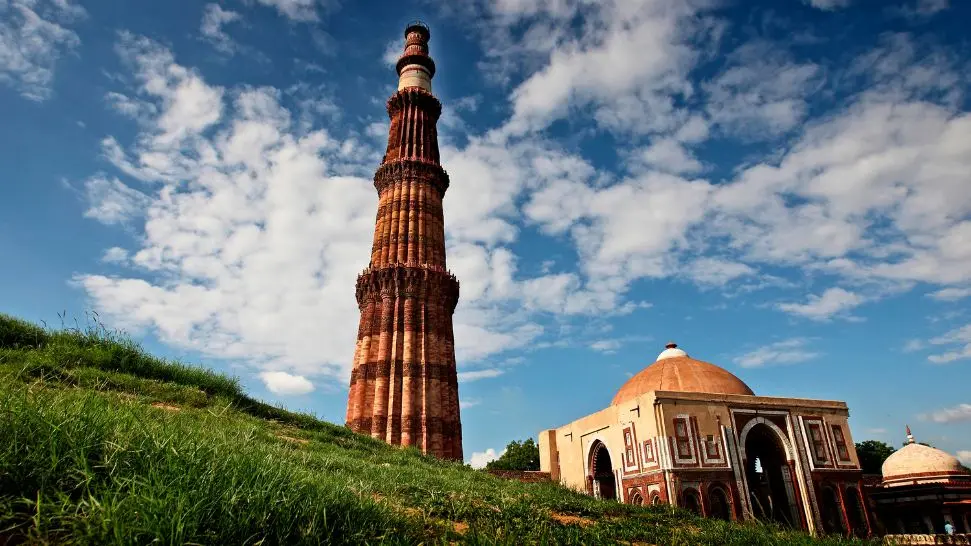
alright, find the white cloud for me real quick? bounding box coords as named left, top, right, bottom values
left=458, top=369, right=505, bottom=383
left=630, top=138, right=702, bottom=175
left=253, top=0, right=327, bottom=22
left=920, top=403, right=971, bottom=423
left=903, top=339, right=925, bottom=352
left=590, top=339, right=621, bottom=353
left=914, top=0, right=949, bottom=15
left=776, top=288, right=865, bottom=321
left=460, top=398, right=481, bottom=409
left=381, top=38, right=399, bottom=68
left=83, top=176, right=150, bottom=225
left=888, top=0, right=950, bottom=20
left=76, top=8, right=971, bottom=397
left=734, top=338, right=820, bottom=368
left=483, top=0, right=713, bottom=136
left=685, top=258, right=755, bottom=287
left=524, top=171, right=712, bottom=297
left=705, top=41, right=822, bottom=139
left=468, top=447, right=504, bottom=469
left=0, top=0, right=85, bottom=100
left=200, top=4, right=242, bottom=54
left=927, top=324, right=971, bottom=364
left=928, top=287, right=971, bottom=302
left=958, top=450, right=971, bottom=465
left=101, top=247, right=129, bottom=264
left=259, top=371, right=315, bottom=395
left=804, top=0, right=851, bottom=10
left=81, top=34, right=648, bottom=390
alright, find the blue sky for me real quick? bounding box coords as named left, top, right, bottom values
left=2, top=0, right=970, bottom=468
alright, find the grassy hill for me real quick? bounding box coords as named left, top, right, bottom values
left=0, top=313, right=869, bottom=545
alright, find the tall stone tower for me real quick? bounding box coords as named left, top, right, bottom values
left=345, top=22, right=463, bottom=461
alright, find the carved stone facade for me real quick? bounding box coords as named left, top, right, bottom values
left=345, top=23, right=463, bottom=461
left=539, top=344, right=871, bottom=537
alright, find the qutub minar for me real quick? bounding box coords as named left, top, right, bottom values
left=345, top=22, right=463, bottom=461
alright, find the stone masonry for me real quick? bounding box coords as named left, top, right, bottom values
left=345, top=23, right=463, bottom=461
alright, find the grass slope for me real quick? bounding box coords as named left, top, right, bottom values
left=0, top=314, right=871, bottom=545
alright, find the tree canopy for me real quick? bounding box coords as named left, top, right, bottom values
left=485, top=438, right=540, bottom=471
left=855, top=440, right=896, bottom=474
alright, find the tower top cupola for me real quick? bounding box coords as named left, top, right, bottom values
left=396, top=20, right=436, bottom=93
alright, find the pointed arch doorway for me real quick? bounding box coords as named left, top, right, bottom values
left=588, top=440, right=616, bottom=500
left=743, top=422, right=802, bottom=528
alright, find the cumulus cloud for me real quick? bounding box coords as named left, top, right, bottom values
left=76, top=35, right=389, bottom=382
left=804, top=0, right=851, bottom=10
left=630, top=138, right=703, bottom=175
left=77, top=3, right=971, bottom=399
left=705, top=40, right=823, bottom=139
left=458, top=369, right=505, bottom=383
left=928, top=287, right=971, bottom=302
left=920, top=403, right=971, bottom=423
left=927, top=324, right=971, bottom=363
left=888, top=0, right=950, bottom=20
left=460, top=398, right=481, bottom=410
left=80, top=33, right=650, bottom=392
left=468, top=447, right=504, bottom=469
left=200, top=4, right=242, bottom=54
left=429, top=3, right=971, bottom=326
left=590, top=339, right=622, bottom=353
left=260, top=371, right=315, bottom=395
left=0, top=0, right=86, bottom=100
left=83, top=176, right=150, bottom=225
left=776, top=288, right=865, bottom=321
left=473, top=0, right=715, bottom=136
left=253, top=0, right=328, bottom=22
left=734, top=338, right=820, bottom=368
left=958, top=450, right=971, bottom=465
left=101, top=247, right=129, bottom=264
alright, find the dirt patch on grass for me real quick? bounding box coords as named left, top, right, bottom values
left=151, top=402, right=181, bottom=412
left=277, top=435, right=309, bottom=445
left=452, top=522, right=469, bottom=535
left=549, top=512, right=594, bottom=527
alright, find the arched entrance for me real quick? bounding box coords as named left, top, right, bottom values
left=683, top=488, right=703, bottom=515
left=708, top=483, right=732, bottom=520
left=819, top=485, right=846, bottom=535
left=629, top=490, right=644, bottom=505
left=588, top=440, right=616, bottom=500
left=743, top=423, right=800, bottom=527
left=844, top=487, right=867, bottom=537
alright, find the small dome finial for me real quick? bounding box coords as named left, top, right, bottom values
left=905, top=425, right=915, bottom=445
left=656, top=342, right=687, bottom=361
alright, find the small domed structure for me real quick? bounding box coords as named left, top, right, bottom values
left=656, top=341, right=688, bottom=360
left=611, top=343, right=754, bottom=405
left=881, top=426, right=971, bottom=487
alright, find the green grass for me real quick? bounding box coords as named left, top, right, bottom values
left=0, top=313, right=874, bottom=545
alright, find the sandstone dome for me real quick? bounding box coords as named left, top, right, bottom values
left=611, top=343, right=754, bottom=405
left=882, top=432, right=971, bottom=487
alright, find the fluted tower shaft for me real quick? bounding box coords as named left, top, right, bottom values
left=345, top=23, right=463, bottom=461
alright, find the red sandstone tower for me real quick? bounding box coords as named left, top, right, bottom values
left=345, top=22, right=463, bottom=461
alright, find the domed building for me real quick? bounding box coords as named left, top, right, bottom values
left=868, top=427, right=971, bottom=535
left=539, top=343, right=870, bottom=537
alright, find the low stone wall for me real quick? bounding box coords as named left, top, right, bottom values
left=486, top=470, right=552, bottom=483
left=884, top=534, right=970, bottom=545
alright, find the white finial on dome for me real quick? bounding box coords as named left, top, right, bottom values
left=905, top=424, right=915, bottom=445
left=657, top=342, right=688, bottom=361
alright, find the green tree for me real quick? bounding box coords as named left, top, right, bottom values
left=856, top=440, right=895, bottom=474
left=485, top=438, right=540, bottom=471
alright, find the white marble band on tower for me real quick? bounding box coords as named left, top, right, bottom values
left=398, top=64, right=432, bottom=92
